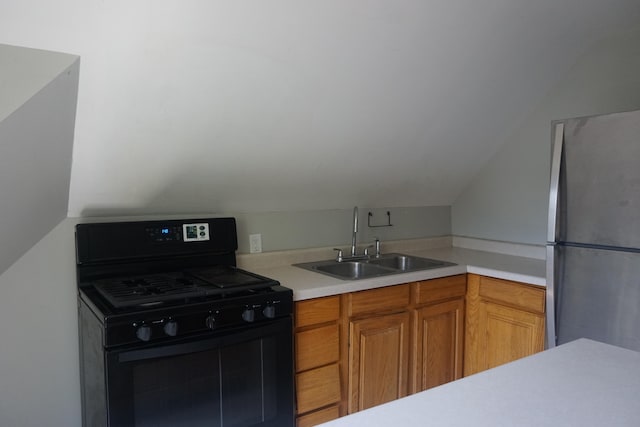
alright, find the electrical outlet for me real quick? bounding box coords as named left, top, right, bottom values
left=249, top=234, right=262, bottom=253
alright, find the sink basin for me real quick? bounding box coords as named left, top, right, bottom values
left=368, top=254, right=451, bottom=271
left=294, top=253, right=455, bottom=280
left=313, top=261, right=392, bottom=280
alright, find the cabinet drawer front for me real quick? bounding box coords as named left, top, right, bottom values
left=414, top=275, right=466, bottom=305
left=478, top=276, right=545, bottom=314
left=296, top=405, right=340, bottom=427
left=296, top=324, right=340, bottom=372
left=296, top=364, right=341, bottom=414
left=296, top=295, right=340, bottom=328
left=348, top=284, right=410, bottom=316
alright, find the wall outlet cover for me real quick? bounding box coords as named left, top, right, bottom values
left=249, top=234, right=262, bottom=253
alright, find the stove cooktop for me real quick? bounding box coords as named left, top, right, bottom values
left=90, top=267, right=278, bottom=309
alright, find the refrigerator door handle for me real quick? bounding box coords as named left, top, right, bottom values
left=545, top=245, right=557, bottom=348
left=547, top=122, right=564, bottom=243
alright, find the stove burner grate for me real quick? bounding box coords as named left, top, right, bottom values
left=91, top=268, right=278, bottom=309
left=93, top=274, right=211, bottom=308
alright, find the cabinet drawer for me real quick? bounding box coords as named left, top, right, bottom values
left=414, top=275, right=466, bottom=305
left=297, top=405, right=340, bottom=427
left=296, top=364, right=341, bottom=414
left=478, top=276, right=545, bottom=314
left=296, top=324, right=340, bottom=372
left=347, top=284, right=410, bottom=316
left=295, top=296, right=340, bottom=328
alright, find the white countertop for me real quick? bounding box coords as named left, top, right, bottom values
left=242, top=243, right=546, bottom=301
left=317, top=339, right=640, bottom=427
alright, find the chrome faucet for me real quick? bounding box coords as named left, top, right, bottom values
left=333, top=206, right=376, bottom=262
left=351, top=206, right=358, bottom=257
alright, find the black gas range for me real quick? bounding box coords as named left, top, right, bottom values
left=76, top=217, right=294, bottom=427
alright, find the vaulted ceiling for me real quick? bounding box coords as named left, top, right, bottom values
left=1, top=1, right=640, bottom=216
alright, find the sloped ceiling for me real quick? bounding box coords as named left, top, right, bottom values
left=0, top=44, right=78, bottom=122
left=1, top=1, right=640, bottom=216
left=0, top=45, right=79, bottom=274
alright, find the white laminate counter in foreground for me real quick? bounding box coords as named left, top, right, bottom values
left=317, top=339, right=640, bottom=427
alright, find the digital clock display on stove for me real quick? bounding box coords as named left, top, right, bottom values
left=145, top=225, right=181, bottom=242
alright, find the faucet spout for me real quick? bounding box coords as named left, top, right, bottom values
left=351, top=206, right=358, bottom=256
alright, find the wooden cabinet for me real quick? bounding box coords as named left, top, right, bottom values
left=294, top=272, right=544, bottom=425
left=464, top=274, right=545, bottom=376
left=345, top=284, right=411, bottom=413
left=296, top=406, right=341, bottom=427
left=411, top=275, right=466, bottom=393
left=294, top=296, right=342, bottom=426
left=348, top=311, right=411, bottom=412
left=296, top=278, right=466, bottom=418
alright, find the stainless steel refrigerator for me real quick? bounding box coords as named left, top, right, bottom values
left=547, top=109, right=640, bottom=351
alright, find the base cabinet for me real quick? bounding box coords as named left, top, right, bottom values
left=411, top=275, right=466, bottom=393
left=464, top=274, right=545, bottom=376
left=413, top=301, right=465, bottom=391
left=412, top=286, right=466, bottom=392
left=294, top=296, right=342, bottom=426
left=294, top=272, right=544, bottom=426
left=345, top=284, right=411, bottom=413
left=343, top=276, right=467, bottom=412
left=348, top=311, right=411, bottom=412
left=479, top=302, right=545, bottom=369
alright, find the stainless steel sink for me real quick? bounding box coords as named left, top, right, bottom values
left=313, top=261, right=392, bottom=280
left=368, top=254, right=450, bottom=271
left=294, top=253, right=455, bottom=280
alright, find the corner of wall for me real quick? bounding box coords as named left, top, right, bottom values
left=452, top=27, right=640, bottom=245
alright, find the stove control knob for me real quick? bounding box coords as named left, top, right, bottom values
left=263, top=305, right=276, bottom=319
left=242, top=308, right=255, bottom=323
left=163, top=320, right=178, bottom=337
left=205, top=315, right=216, bottom=330
left=136, top=325, right=152, bottom=342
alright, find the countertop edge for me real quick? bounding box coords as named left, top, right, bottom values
left=316, top=338, right=640, bottom=427
left=243, top=244, right=546, bottom=301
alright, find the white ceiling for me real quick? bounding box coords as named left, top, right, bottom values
left=2, top=1, right=640, bottom=216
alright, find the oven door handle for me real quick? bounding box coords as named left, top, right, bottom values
left=116, top=319, right=289, bottom=363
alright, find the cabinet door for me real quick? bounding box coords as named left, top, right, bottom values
left=477, top=301, right=544, bottom=371
left=348, top=311, right=410, bottom=413
left=464, top=274, right=545, bottom=376
left=412, top=298, right=464, bottom=393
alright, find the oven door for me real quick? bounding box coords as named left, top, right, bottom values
left=105, top=317, right=293, bottom=427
